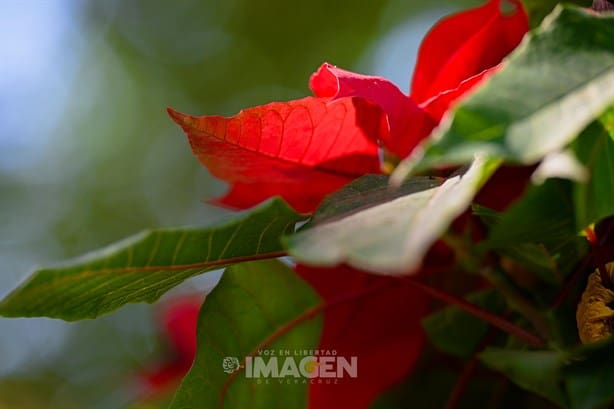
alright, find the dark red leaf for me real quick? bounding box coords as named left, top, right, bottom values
left=296, top=264, right=429, bottom=408
left=210, top=178, right=350, bottom=214
left=168, top=97, right=382, bottom=213
left=475, top=165, right=535, bottom=212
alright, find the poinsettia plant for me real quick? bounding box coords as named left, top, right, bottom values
left=1, top=0, right=613, bottom=408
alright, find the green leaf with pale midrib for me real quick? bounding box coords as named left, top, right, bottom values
left=397, top=5, right=614, bottom=176
left=286, top=156, right=499, bottom=274
left=310, top=174, right=443, bottom=226
left=170, top=260, right=322, bottom=409
left=0, top=198, right=304, bottom=321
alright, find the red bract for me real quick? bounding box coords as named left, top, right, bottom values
left=309, top=63, right=436, bottom=159
left=314, top=0, right=528, bottom=157
left=296, top=264, right=429, bottom=409
left=168, top=97, right=383, bottom=213
left=170, top=1, right=527, bottom=212
left=295, top=240, right=454, bottom=408
left=412, top=0, right=528, bottom=106
left=138, top=296, right=203, bottom=397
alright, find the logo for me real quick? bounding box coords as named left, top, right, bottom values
left=221, top=350, right=358, bottom=384
left=222, top=356, right=241, bottom=374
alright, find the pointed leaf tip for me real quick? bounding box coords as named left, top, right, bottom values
left=309, top=62, right=339, bottom=98
left=0, top=198, right=303, bottom=320
left=166, top=107, right=192, bottom=128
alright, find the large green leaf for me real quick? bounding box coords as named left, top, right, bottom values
left=396, top=5, right=614, bottom=176
left=0, top=198, right=303, bottom=321
left=480, top=341, right=614, bottom=409
left=564, top=339, right=614, bottom=409
left=479, top=348, right=568, bottom=408
left=572, top=119, right=614, bottom=228
left=170, top=260, right=322, bottom=409
left=286, top=156, right=499, bottom=274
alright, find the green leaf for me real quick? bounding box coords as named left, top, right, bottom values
left=487, top=180, right=576, bottom=246
left=397, top=5, right=614, bottom=175
left=170, top=260, right=322, bottom=409
left=422, top=289, right=505, bottom=358
left=286, top=156, right=499, bottom=274
left=479, top=348, right=568, bottom=408
left=0, top=198, right=303, bottom=321
left=308, top=174, right=443, bottom=227
left=520, top=0, right=591, bottom=28
left=564, top=339, right=614, bottom=409
left=479, top=341, right=614, bottom=408
left=531, top=149, right=588, bottom=185
left=601, top=107, right=614, bottom=136
left=572, top=120, right=614, bottom=229
left=482, top=179, right=588, bottom=278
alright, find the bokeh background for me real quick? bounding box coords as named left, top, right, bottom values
left=0, top=0, right=479, bottom=407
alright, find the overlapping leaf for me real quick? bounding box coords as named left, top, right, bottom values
left=286, top=156, right=499, bottom=274
left=396, top=6, right=614, bottom=176
left=478, top=179, right=588, bottom=281
left=572, top=119, right=614, bottom=228
left=296, top=264, right=428, bottom=408
left=0, top=199, right=303, bottom=320
left=479, top=348, right=568, bottom=407
left=564, top=339, right=614, bottom=409
left=411, top=0, right=528, bottom=104
left=480, top=340, right=614, bottom=409
left=170, top=260, right=322, bottom=409
left=520, top=0, right=590, bottom=27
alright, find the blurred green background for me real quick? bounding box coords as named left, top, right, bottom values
left=0, top=0, right=478, bottom=407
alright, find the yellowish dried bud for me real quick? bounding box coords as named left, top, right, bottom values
left=576, top=263, right=614, bottom=344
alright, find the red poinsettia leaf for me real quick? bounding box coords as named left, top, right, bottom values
left=296, top=264, right=429, bottom=408
left=475, top=165, right=534, bottom=212
left=411, top=0, right=528, bottom=103
left=161, top=297, right=201, bottom=363
left=139, top=296, right=203, bottom=396
left=141, top=364, right=186, bottom=395
left=420, top=65, right=499, bottom=122
left=310, top=63, right=410, bottom=113
left=210, top=177, right=350, bottom=213
left=168, top=97, right=382, bottom=212
left=310, top=63, right=435, bottom=158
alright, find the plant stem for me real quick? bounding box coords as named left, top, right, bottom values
left=397, top=277, right=545, bottom=348
left=444, top=355, right=479, bottom=409
left=443, top=231, right=550, bottom=339
left=481, top=268, right=551, bottom=340
left=444, top=327, right=498, bottom=409
left=551, top=253, right=592, bottom=309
